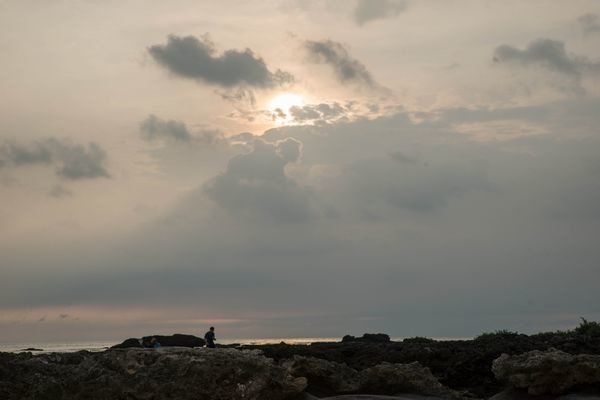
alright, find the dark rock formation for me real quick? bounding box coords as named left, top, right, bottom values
left=283, top=356, right=361, bottom=395
left=111, top=333, right=205, bottom=348
left=489, top=388, right=600, bottom=400
left=0, top=348, right=306, bottom=400
left=238, top=331, right=600, bottom=398
left=283, top=356, right=461, bottom=399
left=342, top=333, right=391, bottom=343
left=492, top=349, right=600, bottom=395
left=19, top=348, right=43, bottom=352
left=360, top=362, right=462, bottom=399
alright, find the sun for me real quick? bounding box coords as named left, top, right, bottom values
left=268, top=93, right=304, bottom=124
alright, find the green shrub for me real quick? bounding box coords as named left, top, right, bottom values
left=574, top=317, right=600, bottom=337
left=474, top=329, right=521, bottom=341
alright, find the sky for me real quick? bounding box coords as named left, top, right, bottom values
left=1, top=0, right=600, bottom=343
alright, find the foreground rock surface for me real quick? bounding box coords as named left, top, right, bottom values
left=238, top=332, right=600, bottom=397
left=0, top=348, right=306, bottom=400
left=111, top=333, right=205, bottom=348
left=492, top=349, right=600, bottom=395
left=284, top=356, right=461, bottom=399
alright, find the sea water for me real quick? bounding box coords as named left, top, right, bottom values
left=0, top=337, right=470, bottom=353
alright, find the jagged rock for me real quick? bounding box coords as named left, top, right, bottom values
left=492, top=349, right=600, bottom=395
left=318, top=396, right=447, bottom=400
left=360, top=362, right=462, bottom=399
left=0, top=348, right=307, bottom=400
left=489, top=388, right=600, bottom=400
left=111, top=333, right=205, bottom=348
left=284, top=356, right=459, bottom=399
left=342, top=333, right=391, bottom=343
left=283, top=356, right=361, bottom=395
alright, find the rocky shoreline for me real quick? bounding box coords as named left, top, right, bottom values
left=2, top=324, right=600, bottom=400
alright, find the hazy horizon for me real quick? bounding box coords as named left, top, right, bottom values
left=1, top=0, right=599, bottom=343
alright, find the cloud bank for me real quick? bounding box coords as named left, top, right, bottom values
left=493, top=38, right=600, bottom=78
left=0, top=138, right=110, bottom=180
left=354, top=0, right=407, bottom=26
left=148, top=35, right=293, bottom=88
left=305, top=39, right=377, bottom=88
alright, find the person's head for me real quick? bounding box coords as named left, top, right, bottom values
left=210, top=326, right=215, bottom=331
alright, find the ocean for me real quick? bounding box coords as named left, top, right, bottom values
left=0, top=337, right=470, bottom=353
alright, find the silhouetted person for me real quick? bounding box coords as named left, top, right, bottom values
left=204, top=326, right=216, bottom=348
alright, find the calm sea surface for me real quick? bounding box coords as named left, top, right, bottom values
left=0, top=337, right=470, bottom=353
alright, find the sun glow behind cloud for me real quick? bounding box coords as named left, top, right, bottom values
left=268, top=93, right=305, bottom=125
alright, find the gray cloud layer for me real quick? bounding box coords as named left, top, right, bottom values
left=578, top=13, right=600, bottom=35
left=3, top=98, right=600, bottom=338
left=204, top=138, right=311, bottom=222
left=140, top=115, right=222, bottom=145
left=354, top=0, right=406, bottom=25
left=493, top=38, right=600, bottom=78
left=0, top=138, right=109, bottom=180
left=148, top=35, right=293, bottom=88
left=305, top=39, right=376, bottom=87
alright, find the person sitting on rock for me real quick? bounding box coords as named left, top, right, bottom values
left=204, top=326, right=216, bottom=348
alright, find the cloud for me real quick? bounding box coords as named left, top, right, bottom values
left=148, top=35, right=293, bottom=88
left=204, top=137, right=312, bottom=222
left=354, top=0, right=407, bottom=26
left=0, top=139, right=109, bottom=180
left=217, top=88, right=257, bottom=107
left=140, top=114, right=192, bottom=142
left=4, top=100, right=600, bottom=340
left=48, top=184, right=72, bottom=198
left=578, top=13, right=600, bottom=36
left=0, top=141, right=53, bottom=166
left=493, top=38, right=600, bottom=78
left=287, top=102, right=349, bottom=124
left=305, top=39, right=376, bottom=87
left=140, top=115, right=222, bottom=145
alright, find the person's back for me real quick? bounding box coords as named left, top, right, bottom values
left=204, top=327, right=216, bottom=348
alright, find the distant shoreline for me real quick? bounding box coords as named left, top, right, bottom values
left=0, top=336, right=474, bottom=353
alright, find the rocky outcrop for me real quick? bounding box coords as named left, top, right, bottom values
left=360, top=362, right=462, bottom=399
left=242, top=331, right=600, bottom=398
left=283, top=356, right=361, bottom=395
left=342, top=333, right=391, bottom=343
left=492, top=349, right=600, bottom=395
left=284, top=356, right=461, bottom=399
left=0, top=348, right=307, bottom=400
left=111, top=333, right=205, bottom=348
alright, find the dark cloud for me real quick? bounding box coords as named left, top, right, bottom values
left=578, top=13, right=600, bottom=35
left=53, top=141, right=109, bottom=180
left=0, top=141, right=53, bottom=166
left=217, top=88, right=257, bottom=106
left=148, top=35, right=293, bottom=88
left=354, top=0, right=406, bottom=26
left=287, top=102, right=348, bottom=124
left=204, top=138, right=312, bottom=222
left=140, top=115, right=222, bottom=145
left=0, top=139, right=109, bottom=180
left=140, top=114, right=192, bottom=142
left=305, top=39, right=376, bottom=87
left=493, top=38, right=600, bottom=78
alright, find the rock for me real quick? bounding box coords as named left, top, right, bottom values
left=111, top=333, right=205, bottom=348
left=0, top=348, right=307, bottom=400
left=283, top=356, right=361, bottom=395
left=342, top=334, right=391, bottom=343
left=319, top=396, right=447, bottom=400
left=359, top=362, right=462, bottom=399
left=19, top=348, right=43, bottom=352
left=489, top=388, right=600, bottom=400
left=492, top=349, right=600, bottom=395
